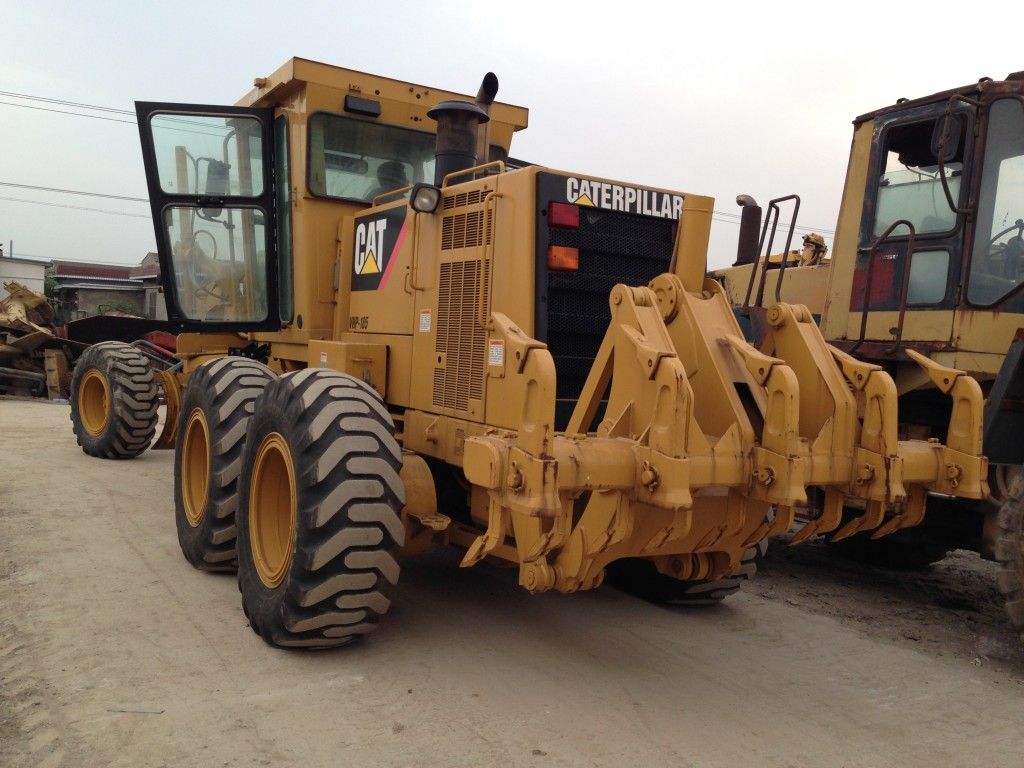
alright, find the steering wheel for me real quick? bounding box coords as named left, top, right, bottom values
left=183, top=230, right=229, bottom=301
left=988, top=218, right=1024, bottom=250
left=986, top=219, right=1024, bottom=280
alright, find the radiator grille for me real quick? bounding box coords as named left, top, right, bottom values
left=433, top=259, right=491, bottom=411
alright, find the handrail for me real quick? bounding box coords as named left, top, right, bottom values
left=442, top=160, right=506, bottom=187
left=771, top=195, right=801, bottom=304
left=851, top=219, right=916, bottom=353
left=371, top=184, right=413, bottom=207
left=741, top=194, right=801, bottom=310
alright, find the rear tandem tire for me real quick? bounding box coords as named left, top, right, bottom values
left=995, top=474, right=1024, bottom=644
left=70, top=341, right=159, bottom=459
left=173, top=357, right=276, bottom=572
left=236, top=369, right=406, bottom=649
left=608, top=542, right=767, bottom=605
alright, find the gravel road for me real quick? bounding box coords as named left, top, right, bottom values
left=1, top=398, right=1021, bottom=768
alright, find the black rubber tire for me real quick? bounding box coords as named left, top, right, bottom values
left=70, top=341, right=159, bottom=459
left=236, top=369, right=406, bottom=649
left=608, top=542, right=767, bottom=605
left=173, top=357, right=276, bottom=572
left=828, top=529, right=950, bottom=571
left=994, top=474, right=1024, bottom=644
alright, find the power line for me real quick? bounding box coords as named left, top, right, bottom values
left=712, top=208, right=835, bottom=235
left=0, top=195, right=151, bottom=219
left=0, top=100, right=137, bottom=125
left=0, top=181, right=148, bottom=202
left=0, top=90, right=134, bottom=116
left=710, top=214, right=832, bottom=240
left=0, top=94, right=239, bottom=140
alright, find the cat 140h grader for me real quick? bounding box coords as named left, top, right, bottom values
left=67, top=58, right=987, bottom=649
left=714, top=71, right=1024, bottom=642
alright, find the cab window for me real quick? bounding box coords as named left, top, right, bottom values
left=308, top=114, right=435, bottom=202
left=967, top=98, right=1024, bottom=306
left=148, top=113, right=270, bottom=323
left=870, top=117, right=965, bottom=239
left=307, top=113, right=510, bottom=203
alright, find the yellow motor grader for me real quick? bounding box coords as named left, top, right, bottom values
left=714, top=71, right=1024, bottom=642
left=68, top=58, right=988, bottom=648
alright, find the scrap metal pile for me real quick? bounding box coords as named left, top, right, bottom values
left=0, top=280, right=81, bottom=398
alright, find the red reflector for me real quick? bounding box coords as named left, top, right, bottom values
left=547, top=245, right=579, bottom=271
left=548, top=202, right=579, bottom=229
left=850, top=251, right=898, bottom=310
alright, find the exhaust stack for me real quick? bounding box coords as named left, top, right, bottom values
left=427, top=99, right=489, bottom=186
left=427, top=73, right=498, bottom=187
left=475, top=72, right=499, bottom=167
left=733, top=194, right=762, bottom=266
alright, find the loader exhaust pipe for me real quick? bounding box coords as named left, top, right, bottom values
left=475, top=72, right=499, bottom=167
left=427, top=98, right=490, bottom=186
left=733, top=194, right=762, bottom=266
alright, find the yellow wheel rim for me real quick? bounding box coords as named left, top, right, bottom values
left=250, top=432, right=297, bottom=589
left=181, top=407, right=211, bottom=528
left=79, top=369, right=111, bottom=436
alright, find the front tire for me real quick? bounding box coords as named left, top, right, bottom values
left=70, top=341, right=159, bottom=459
left=174, top=357, right=276, bottom=572
left=995, top=475, right=1024, bottom=644
left=237, top=369, right=406, bottom=649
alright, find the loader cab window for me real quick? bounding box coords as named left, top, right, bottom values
left=870, top=117, right=965, bottom=240
left=148, top=113, right=271, bottom=323
left=307, top=113, right=436, bottom=203
left=967, top=98, right=1024, bottom=306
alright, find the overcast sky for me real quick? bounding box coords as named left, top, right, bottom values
left=2, top=0, right=1021, bottom=270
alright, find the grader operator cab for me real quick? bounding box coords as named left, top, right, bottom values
left=715, top=71, right=1024, bottom=642
left=68, top=58, right=988, bottom=649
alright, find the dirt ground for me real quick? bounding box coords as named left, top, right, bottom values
left=1, top=398, right=1022, bottom=768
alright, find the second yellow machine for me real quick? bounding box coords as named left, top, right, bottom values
left=69, top=58, right=988, bottom=648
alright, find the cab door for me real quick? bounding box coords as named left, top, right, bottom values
left=848, top=106, right=973, bottom=344
left=136, top=102, right=281, bottom=331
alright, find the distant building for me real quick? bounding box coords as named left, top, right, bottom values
left=0, top=256, right=47, bottom=298
left=47, top=253, right=166, bottom=325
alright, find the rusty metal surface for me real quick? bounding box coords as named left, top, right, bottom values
left=852, top=76, right=1024, bottom=127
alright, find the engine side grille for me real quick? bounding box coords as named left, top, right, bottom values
left=442, top=189, right=490, bottom=210
left=433, top=258, right=491, bottom=412
left=441, top=209, right=493, bottom=251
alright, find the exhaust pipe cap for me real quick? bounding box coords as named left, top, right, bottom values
left=427, top=99, right=490, bottom=124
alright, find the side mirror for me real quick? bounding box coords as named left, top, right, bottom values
left=203, top=159, right=231, bottom=196
left=200, top=159, right=231, bottom=218
left=931, top=114, right=963, bottom=163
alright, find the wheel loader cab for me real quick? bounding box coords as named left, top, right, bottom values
left=823, top=75, right=1024, bottom=373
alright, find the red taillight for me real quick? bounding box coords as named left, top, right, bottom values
left=548, top=202, right=579, bottom=229
left=547, top=245, right=579, bottom=271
